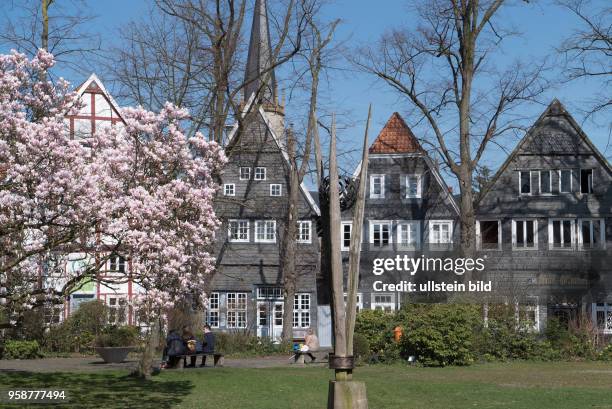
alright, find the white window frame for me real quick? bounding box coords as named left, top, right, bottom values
left=207, top=292, right=220, bottom=328
left=254, top=167, right=267, bottom=180
left=239, top=167, right=251, bottom=180
left=396, top=221, right=420, bottom=248
left=341, top=221, right=353, bottom=251
left=539, top=170, right=553, bottom=195
left=226, top=292, right=247, bottom=328
left=297, top=220, right=312, bottom=243
left=293, top=293, right=310, bottom=328
left=107, top=295, right=128, bottom=325
left=476, top=220, right=502, bottom=251
left=371, top=293, right=395, bottom=312
left=512, top=219, right=538, bottom=250
left=255, top=220, right=276, bottom=243
left=344, top=293, right=363, bottom=313
left=593, top=303, right=612, bottom=334
left=559, top=169, right=572, bottom=193
left=108, top=255, right=126, bottom=274
left=224, top=183, right=235, bottom=196
left=228, top=219, right=249, bottom=243
left=370, top=174, right=385, bottom=199
left=428, top=220, right=453, bottom=245
left=519, top=170, right=532, bottom=196
left=405, top=174, right=422, bottom=198
left=577, top=218, right=605, bottom=250
left=517, top=297, right=540, bottom=332
left=270, top=183, right=282, bottom=196
left=548, top=218, right=576, bottom=250
left=580, top=169, right=594, bottom=194
left=369, top=220, right=392, bottom=247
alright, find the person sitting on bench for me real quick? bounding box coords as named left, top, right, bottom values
left=182, top=325, right=199, bottom=368
left=301, top=328, right=319, bottom=362
left=199, top=324, right=216, bottom=367
left=162, top=329, right=184, bottom=369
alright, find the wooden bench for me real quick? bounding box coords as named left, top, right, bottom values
left=174, top=353, right=224, bottom=369
left=292, top=350, right=327, bottom=364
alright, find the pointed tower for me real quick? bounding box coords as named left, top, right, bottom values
left=244, top=0, right=284, bottom=138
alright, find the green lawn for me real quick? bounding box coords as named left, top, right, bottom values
left=2, top=362, right=612, bottom=408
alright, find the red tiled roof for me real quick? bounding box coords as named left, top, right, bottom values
left=369, top=112, right=423, bottom=154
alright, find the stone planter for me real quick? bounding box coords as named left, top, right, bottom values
left=95, top=347, right=135, bottom=363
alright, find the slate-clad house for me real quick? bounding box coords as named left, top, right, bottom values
left=340, top=112, right=460, bottom=312
left=476, top=99, right=612, bottom=332
left=207, top=0, right=320, bottom=341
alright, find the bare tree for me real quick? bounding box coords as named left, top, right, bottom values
left=558, top=0, right=611, bottom=150
left=0, top=0, right=101, bottom=77
left=353, top=0, right=548, bottom=257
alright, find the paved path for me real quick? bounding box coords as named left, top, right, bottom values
left=0, top=354, right=323, bottom=373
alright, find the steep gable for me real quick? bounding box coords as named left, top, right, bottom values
left=369, top=112, right=424, bottom=154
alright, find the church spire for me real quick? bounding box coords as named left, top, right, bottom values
left=244, top=0, right=277, bottom=106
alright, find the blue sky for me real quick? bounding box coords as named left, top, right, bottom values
left=3, top=0, right=610, bottom=185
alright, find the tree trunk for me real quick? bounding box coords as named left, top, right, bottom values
left=138, top=317, right=160, bottom=380
left=281, top=129, right=299, bottom=342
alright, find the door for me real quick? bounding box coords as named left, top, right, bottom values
left=257, top=301, right=283, bottom=342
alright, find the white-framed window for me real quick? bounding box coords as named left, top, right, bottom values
left=369, top=220, right=392, bottom=247
left=108, top=255, right=126, bottom=274
left=397, top=221, right=419, bottom=248
left=371, top=293, right=395, bottom=312
left=578, top=219, right=605, bottom=250
left=370, top=174, right=385, bottom=199
left=519, top=171, right=532, bottom=195
left=580, top=169, right=593, bottom=194
left=254, top=167, right=266, bottom=180
left=549, top=219, right=575, bottom=249
left=512, top=219, right=538, bottom=250
left=240, top=167, right=251, bottom=180
left=293, top=293, right=310, bottom=328
left=255, top=220, right=276, bottom=243
left=227, top=292, right=247, bottom=328
left=224, top=183, right=235, bottom=196
left=405, top=174, right=422, bottom=198
left=344, top=293, right=363, bottom=313
left=593, top=303, right=612, bottom=334
left=107, top=296, right=128, bottom=325
left=207, top=292, right=220, bottom=328
left=559, top=169, right=572, bottom=193
left=539, top=170, right=552, bottom=195
left=476, top=220, right=502, bottom=250
left=270, top=184, right=282, bottom=196
left=428, top=221, right=453, bottom=245
left=297, top=220, right=312, bottom=243
left=341, top=221, right=352, bottom=251
left=228, top=220, right=249, bottom=242
left=517, top=297, right=539, bottom=332
left=257, top=286, right=283, bottom=299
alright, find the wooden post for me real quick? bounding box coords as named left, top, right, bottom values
left=345, top=105, right=371, bottom=356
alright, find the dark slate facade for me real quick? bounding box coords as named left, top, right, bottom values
left=340, top=113, right=460, bottom=312
left=476, top=99, right=612, bottom=332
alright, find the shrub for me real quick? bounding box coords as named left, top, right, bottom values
left=352, top=333, right=370, bottom=361
left=3, top=340, right=41, bottom=359
left=95, top=325, right=140, bottom=347
left=355, top=310, right=397, bottom=354
left=214, top=330, right=290, bottom=356
left=398, top=304, right=481, bottom=367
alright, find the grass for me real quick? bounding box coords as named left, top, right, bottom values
left=2, top=361, right=612, bottom=408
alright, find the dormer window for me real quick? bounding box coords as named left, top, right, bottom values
left=240, top=167, right=251, bottom=180
left=370, top=174, right=385, bottom=199
left=406, top=175, right=422, bottom=198
left=224, top=183, right=235, bottom=196
left=255, top=167, right=267, bottom=180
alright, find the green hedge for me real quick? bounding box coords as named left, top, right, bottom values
left=3, top=340, right=41, bottom=359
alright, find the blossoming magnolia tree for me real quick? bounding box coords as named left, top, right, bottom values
left=0, top=50, right=226, bottom=376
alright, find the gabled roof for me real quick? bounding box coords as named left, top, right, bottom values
left=476, top=98, right=612, bottom=205
left=73, top=73, right=124, bottom=121
left=369, top=112, right=424, bottom=154
left=224, top=99, right=321, bottom=216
